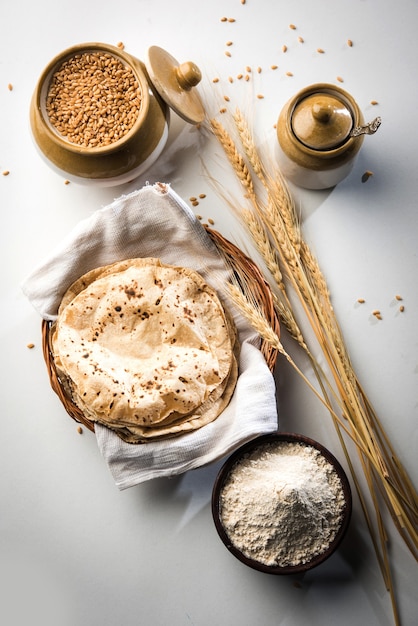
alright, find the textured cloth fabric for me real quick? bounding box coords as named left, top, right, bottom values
left=22, top=183, right=278, bottom=488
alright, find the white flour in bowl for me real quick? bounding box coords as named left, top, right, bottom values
left=219, top=440, right=346, bottom=567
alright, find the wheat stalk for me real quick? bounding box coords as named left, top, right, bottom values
left=227, top=283, right=390, bottom=467
left=233, top=108, right=266, bottom=184
left=211, top=118, right=255, bottom=198
left=241, top=208, right=285, bottom=291
left=272, top=293, right=309, bottom=354
left=233, top=108, right=302, bottom=255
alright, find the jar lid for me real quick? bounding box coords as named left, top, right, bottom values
left=146, top=46, right=205, bottom=124
left=291, top=93, right=353, bottom=150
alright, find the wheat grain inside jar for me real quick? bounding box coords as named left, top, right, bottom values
left=29, top=43, right=205, bottom=186
left=212, top=432, right=352, bottom=574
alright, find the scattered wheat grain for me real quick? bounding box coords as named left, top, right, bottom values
left=257, top=66, right=262, bottom=73
left=362, top=170, right=373, bottom=183
left=228, top=76, right=234, bottom=83
left=337, top=75, right=344, bottom=82
left=27, top=343, right=35, bottom=349
left=208, top=218, right=215, bottom=225
left=237, top=73, right=243, bottom=79
left=224, top=95, right=230, bottom=101
left=64, top=179, right=70, bottom=185
left=347, top=39, right=353, bottom=47
left=399, top=305, right=405, bottom=312
left=286, top=71, right=293, bottom=76
left=317, top=48, right=325, bottom=53
left=357, top=298, right=365, bottom=304
left=228, top=17, right=236, bottom=22
left=8, top=83, right=13, bottom=91
left=199, top=193, right=206, bottom=199
left=370, top=100, right=379, bottom=105
left=220, top=107, right=227, bottom=113
left=271, top=64, right=278, bottom=70
left=2, top=170, right=10, bottom=176
left=298, top=36, right=304, bottom=43
left=282, top=45, right=288, bottom=52
left=289, top=23, right=296, bottom=29
left=189, top=196, right=197, bottom=202
left=77, top=426, right=83, bottom=434
left=395, top=295, right=403, bottom=301
left=225, top=50, right=232, bottom=57
left=257, top=94, right=264, bottom=99
left=116, top=42, right=125, bottom=49
left=245, top=74, right=250, bottom=81
left=221, top=16, right=227, bottom=21
left=212, top=77, right=220, bottom=83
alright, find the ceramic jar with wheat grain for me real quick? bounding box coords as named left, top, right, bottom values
left=30, top=43, right=205, bottom=186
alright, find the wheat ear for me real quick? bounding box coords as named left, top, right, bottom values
left=210, top=118, right=255, bottom=198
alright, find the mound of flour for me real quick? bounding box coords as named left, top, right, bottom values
left=219, top=440, right=346, bottom=566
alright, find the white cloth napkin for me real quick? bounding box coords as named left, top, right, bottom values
left=22, top=183, right=278, bottom=489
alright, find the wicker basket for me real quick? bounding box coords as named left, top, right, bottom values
left=42, top=227, right=280, bottom=433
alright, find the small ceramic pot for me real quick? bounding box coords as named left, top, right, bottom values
left=276, top=83, right=380, bottom=190
left=30, top=43, right=205, bottom=186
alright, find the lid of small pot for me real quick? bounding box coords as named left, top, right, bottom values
left=146, top=46, right=205, bottom=124
left=291, top=93, right=353, bottom=150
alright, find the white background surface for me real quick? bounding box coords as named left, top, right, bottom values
left=1, top=1, right=417, bottom=625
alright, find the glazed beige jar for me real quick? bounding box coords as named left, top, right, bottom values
left=276, top=83, right=380, bottom=190
left=30, top=43, right=205, bottom=186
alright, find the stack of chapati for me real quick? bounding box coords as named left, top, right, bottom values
left=51, top=257, right=239, bottom=443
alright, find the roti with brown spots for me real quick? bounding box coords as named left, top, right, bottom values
left=51, top=258, right=238, bottom=442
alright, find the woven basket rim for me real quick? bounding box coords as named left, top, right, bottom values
left=42, top=227, right=280, bottom=433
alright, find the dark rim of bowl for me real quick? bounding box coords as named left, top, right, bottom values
left=211, top=431, right=352, bottom=575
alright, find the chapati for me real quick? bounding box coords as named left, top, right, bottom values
left=51, top=258, right=239, bottom=442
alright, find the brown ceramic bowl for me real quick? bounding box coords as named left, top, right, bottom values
left=212, top=432, right=352, bottom=575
